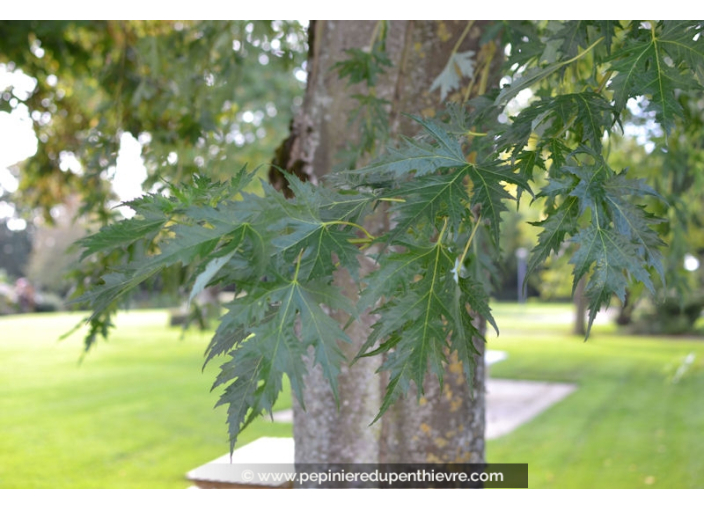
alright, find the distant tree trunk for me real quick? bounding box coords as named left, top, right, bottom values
left=616, top=289, right=634, bottom=326
left=277, top=21, right=496, bottom=473
left=574, top=276, right=587, bottom=336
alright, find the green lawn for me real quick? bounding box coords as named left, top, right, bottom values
left=0, top=310, right=291, bottom=488
left=1, top=304, right=703, bottom=488
left=486, top=302, right=704, bottom=489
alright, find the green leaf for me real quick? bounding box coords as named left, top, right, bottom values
left=348, top=116, right=467, bottom=182
left=75, top=269, right=162, bottom=321
left=572, top=92, right=615, bottom=150
left=214, top=349, right=265, bottom=453
left=467, top=161, right=529, bottom=244
left=527, top=196, right=580, bottom=278
left=543, top=138, right=570, bottom=170
left=360, top=240, right=454, bottom=368
left=570, top=224, right=656, bottom=336
left=383, top=166, right=472, bottom=238
left=333, top=47, right=393, bottom=87
left=294, top=281, right=353, bottom=404
left=603, top=169, right=665, bottom=202
left=75, top=177, right=263, bottom=321
left=459, top=273, right=499, bottom=336
left=564, top=160, right=611, bottom=217
left=495, top=60, right=567, bottom=106
left=188, top=251, right=236, bottom=305
left=660, top=21, right=704, bottom=84
left=608, top=22, right=704, bottom=134
left=502, top=93, right=614, bottom=155
left=268, top=180, right=363, bottom=280
left=447, top=282, right=482, bottom=385
left=554, top=20, right=590, bottom=61
left=502, top=21, right=545, bottom=68
left=514, top=150, right=545, bottom=184
left=204, top=296, right=277, bottom=367
left=357, top=240, right=432, bottom=313
left=209, top=272, right=354, bottom=450
left=358, top=236, right=488, bottom=422
left=594, top=21, right=621, bottom=55
left=78, top=215, right=167, bottom=261
left=603, top=172, right=667, bottom=282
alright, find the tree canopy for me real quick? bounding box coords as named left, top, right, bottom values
left=0, top=20, right=307, bottom=221
left=3, top=20, right=704, bottom=452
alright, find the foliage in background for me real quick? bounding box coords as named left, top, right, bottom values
left=0, top=21, right=308, bottom=315
left=0, top=20, right=307, bottom=221
left=593, top=68, right=704, bottom=332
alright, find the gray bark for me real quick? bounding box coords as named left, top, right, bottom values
left=574, top=276, right=587, bottom=336
left=287, top=20, right=494, bottom=471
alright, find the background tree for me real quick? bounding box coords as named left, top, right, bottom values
left=0, top=222, right=31, bottom=280
left=0, top=21, right=306, bottom=219
left=0, top=20, right=307, bottom=317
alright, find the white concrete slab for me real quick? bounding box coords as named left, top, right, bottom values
left=186, top=437, right=294, bottom=488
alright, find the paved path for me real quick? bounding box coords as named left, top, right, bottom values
left=485, top=378, right=576, bottom=438
left=269, top=377, right=577, bottom=440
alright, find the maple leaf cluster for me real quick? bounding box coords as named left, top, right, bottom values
left=76, top=21, right=704, bottom=449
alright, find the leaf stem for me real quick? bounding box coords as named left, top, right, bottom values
left=459, top=215, right=482, bottom=266
left=465, top=40, right=496, bottom=104
left=323, top=220, right=375, bottom=240
left=594, top=69, right=613, bottom=94
left=553, top=112, right=579, bottom=140
left=368, top=20, right=383, bottom=50
left=293, top=248, right=305, bottom=282
left=437, top=216, right=450, bottom=244
left=477, top=42, right=496, bottom=96
left=451, top=21, right=475, bottom=54
left=564, top=37, right=604, bottom=66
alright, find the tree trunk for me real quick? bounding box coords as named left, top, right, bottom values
left=285, top=20, right=496, bottom=472
left=574, top=276, right=587, bottom=336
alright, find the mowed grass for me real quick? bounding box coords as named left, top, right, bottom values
left=2, top=304, right=703, bottom=488
left=0, top=310, right=291, bottom=488
left=486, top=302, right=704, bottom=489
